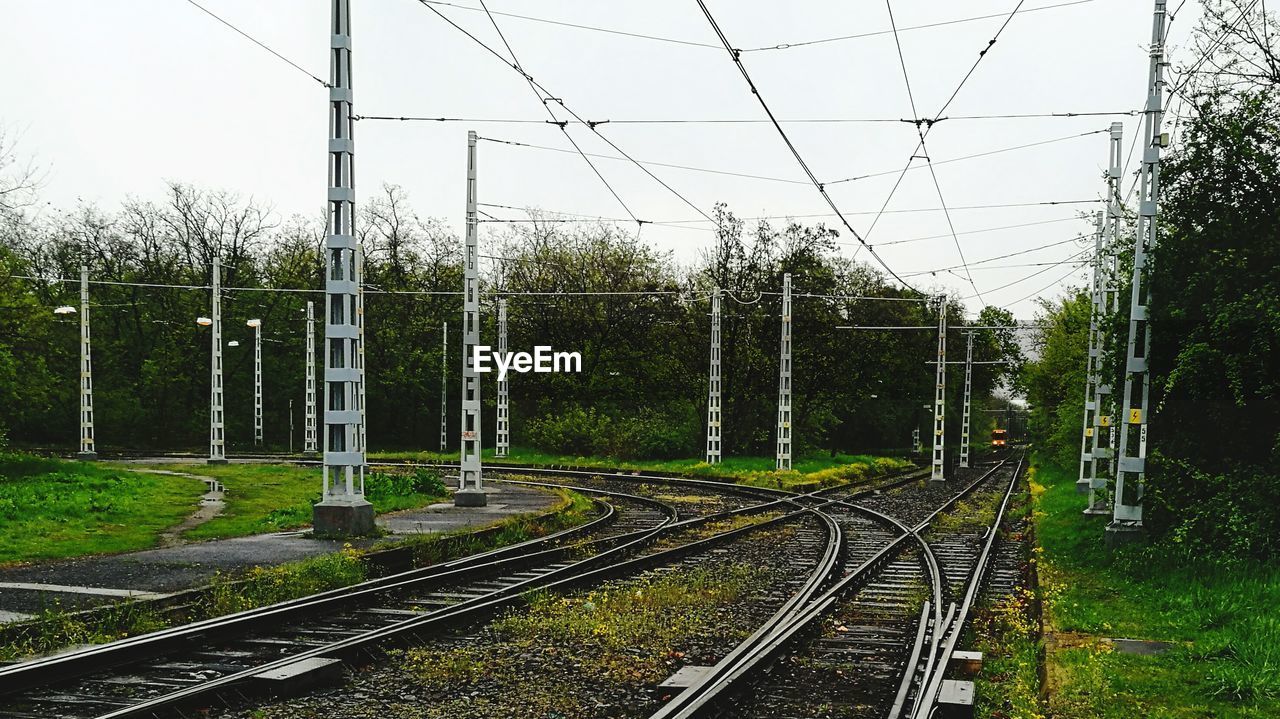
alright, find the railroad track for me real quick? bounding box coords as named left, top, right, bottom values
left=2, top=455, right=1003, bottom=719
left=0, top=465, right=866, bottom=719
left=647, top=454, right=1027, bottom=719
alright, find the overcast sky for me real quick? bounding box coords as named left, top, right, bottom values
left=5, top=0, right=1199, bottom=319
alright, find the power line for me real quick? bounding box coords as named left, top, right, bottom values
left=860, top=217, right=1084, bottom=249
left=860, top=0, right=1032, bottom=244
left=181, top=0, right=328, bottom=88
left=418, top=0, right=721, bottom=49
left=902, top=232, right=1092, bottom=275
left=480, top=136, right=809, bottom=186
left=474, top=0, right=640, bottom=226
left=1004, top=263, right=1091, bottom=307
left=828, top=128, right=1109, bottom=185
left=694, top=0, right=919, bottom=293
left=743, top=0, right=1094, bottom=52
left=355, top=110, right=1141, bottom=125
left=416, top=0, right=714, bottom=223
left=962, top=246, right=1091, bottom=300
left=884, top=0, right=983, bottom=304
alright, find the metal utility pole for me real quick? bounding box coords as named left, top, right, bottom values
left=440, top=322, right=448, bottom=452
left=495, top=298, right=510, bottom=458
left=1100, top=123, right=1126, bottom=489
left=1080, top=123, right=1126, bottom=514
left=304, top=300, right=318, bottom=456
left=356, top=243, right=368, bottom=462
left=931, top=295, right=948, bottom=481
left=706, top=288, right=723, bottom=464
left=1078, top=211, right=1109, bottom=515
left=77, top=263, right=97, bottom=460
left=248, top=319, right=263, bottom=446
left=208, top=255, right=227, bottom=464
left=1110, top=0, right=1168, bottom=545
left=289, top=399, right=295, bottom=454
left=775, top=274, right=792, bottom=471
left=456, top=130, right=486, bottom=506
left=314, top=0, right=373, bottom=535
left=960, top=330, right=975, bottom=469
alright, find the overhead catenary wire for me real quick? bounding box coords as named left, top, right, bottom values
left=473, top=0, right=640, bottom=226
left=743, top=0, right=1094, bottom=52
left=415, top=0, right=1095, bottom=55
left=354, top=110, right=1141, bottom=125
left=479, top=136, right=810, bottom=186
left=827, top=128, right=1110, bottom=185
left=181, top=0, right=329, bottom=87
left=883, top=0, right=984, bottom=305
left=859, top=0, right=1032, bottom=245
left=962, top=246, right=1092, bottom=300
left=415, top=0, right=715, bottom=224
left=693, top=0, right=919, bottom=294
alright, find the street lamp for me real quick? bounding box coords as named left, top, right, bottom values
left=247, top=319, right=263, bottom=446
left=54, top=306, right=75, bottom=315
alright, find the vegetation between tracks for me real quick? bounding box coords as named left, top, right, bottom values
left=0, top=453, right=207, bottom=564
left=372, top=446, right=913, bottom=491
left=397, top=561, right=766, bottom=714
left=1033, top=458, right=1280, bottom=718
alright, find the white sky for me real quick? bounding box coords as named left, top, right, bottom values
left=4, top=0, right=1199, bottom=318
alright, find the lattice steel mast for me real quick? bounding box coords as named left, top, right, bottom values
left=249, top=319, right=263, bottom=445
left=960, top=330, right=974, bottom=469
left=1110, top=0, right=1169, bottom=544
left=440, top=322, right=448, bottom=452
left=775, top=274, right=792, bottom=471
left=304, top=300, right=318, bottom=456
left=208, top=254, right=227, bottom=464
left=314, top=0, right=372, bottom=534
left=455, top=130, right=486, bottom=506
left=77, top=261, right=97, bottom=461
left=495, top=298, right=510, bottom=458
left=931, top=295, right=947, bottom=481
left=706, top=288, right=722, bottom=464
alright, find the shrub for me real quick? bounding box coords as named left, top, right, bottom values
left=526, top=405, right=697, bottom=460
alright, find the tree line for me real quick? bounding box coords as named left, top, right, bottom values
left=0, top=183, right=1024, bottom=460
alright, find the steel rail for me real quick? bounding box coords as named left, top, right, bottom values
left=90, top=488, right=842, bottom=718
left=0, top=482, right=673, bottom=695
left=5, top=464, right=914, bottom=717
left=908, top=452, right=1026, bottom=719
left=646, top=459, right=1009, bottom=719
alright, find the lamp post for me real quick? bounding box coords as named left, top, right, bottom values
left=198, top=257, right=227, bottom=465
left=247, top=319, right=263, bottom=446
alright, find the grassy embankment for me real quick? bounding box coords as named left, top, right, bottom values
left=140, top=462, right=448, bottom=539
left=373, top=446, right=914, bottom=491
left=975, top=457, right=1280, bottom=719
left=0, top=453, right=206, bottom=565
left=2, top=487, right=598, bottom=659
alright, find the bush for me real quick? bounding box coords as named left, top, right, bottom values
left=526, top=406, right=697, bottom=460
left=364, top=468, right=447, bottom=502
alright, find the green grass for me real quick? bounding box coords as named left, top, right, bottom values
left=0, top=453, right=206, bottom=564
left=372, top=446, right=913, bottom=491
left=1033, top=457, right=1280, bottom=717
left=2, top=489, right=596, bottom=661
left=139, top=463, right=447, bottom=540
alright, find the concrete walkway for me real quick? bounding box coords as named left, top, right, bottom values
left=0, top=482, right=556, bottom=623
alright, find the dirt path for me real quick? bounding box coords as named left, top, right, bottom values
left=131, top=469, right=227, bottom=547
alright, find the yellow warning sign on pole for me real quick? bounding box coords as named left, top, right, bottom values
left=1129, top=408, right=1142, bottom=424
